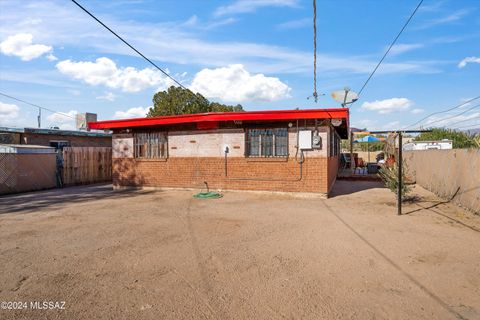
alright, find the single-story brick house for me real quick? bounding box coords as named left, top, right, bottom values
left=89, top=108, right=349, bottom=196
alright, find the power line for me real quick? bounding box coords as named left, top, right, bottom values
left=70, top=0, right=189, bottom=92
left=357, top=0, right=424, bottom=96
left=423, top=103, right=480, bottom=127
left=448, top=115, right=480, bottom=129
left=404, top=95, right=480, bottom=129
left=0, top=92, right=76, bottom=120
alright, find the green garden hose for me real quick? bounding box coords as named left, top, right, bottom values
left=193, top=191, right=223, bottom=199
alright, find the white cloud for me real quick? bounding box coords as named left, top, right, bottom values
left=96, top=92, right=116, bottom=102
left=46, top=53, right=57, bottom=61
left=0, top=1, right=443, bottom=79
left=389, top=43, right=424, bottom=56
left=411, top=108, right=424, bottom=114
left=418, top=9, right=471, bottom=29
left=183, top=15, right=198, bottom=27
left=0, top=102, right=20, bottom=124
left=277, top=18, right=310, bottom=30
left=215, top=0, right=298, bottom=16
left=0, top=33, right=52, bottom=61
left=418, top=1, right=445, bottom=12
left=56, top=57, right=175, bottom=92
left=183, top=15, right=237, bottom=30
left=190, top=64, right=291, bottom=102
left=381, top=121, right=400, bottom=130
left=114, top=106, right=150, bottom=119
left=458, top=56, right=480, bottom=68
left=459, top=97, right=474, bottom=108
left=46, top=110, right=77, bottom=130
left=352, top=119, right=376, bottom=129
left=68, top=89, right=81, bottom=96
left=361, top=98, right=413, bottom=114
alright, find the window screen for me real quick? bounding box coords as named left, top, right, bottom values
left=134, top=132, right=168, bottom=159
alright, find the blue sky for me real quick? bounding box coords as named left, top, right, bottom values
left=0, top=0, right=479, bottom=131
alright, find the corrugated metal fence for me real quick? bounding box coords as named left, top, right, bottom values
left=62, top=147, right=112, bottom=186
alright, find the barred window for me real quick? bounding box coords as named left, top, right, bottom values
left=246, top=128, right=288, bottom=157
left=134, top=132, right=168, bottom=159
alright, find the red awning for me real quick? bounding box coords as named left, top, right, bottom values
left=88, top=108, right=349, bottom=130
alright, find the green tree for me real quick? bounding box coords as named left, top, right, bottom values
left=148, top=86, right=243, bottom=117
left=415, top=128, right=479, bottom=149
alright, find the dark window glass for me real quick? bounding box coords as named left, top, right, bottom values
left=246, top=128, right=288, bottom=157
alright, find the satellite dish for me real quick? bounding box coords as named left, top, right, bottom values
left=331, top=87, right=359, bottom=106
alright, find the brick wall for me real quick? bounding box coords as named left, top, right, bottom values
left=112, top=125, right=338, bottom=195
left=327, top=155, right=339, bottom=191
left=113, top=156, right=330, bottom=194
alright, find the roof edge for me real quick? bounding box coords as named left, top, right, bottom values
left=89, top=108, right=349, bottom=130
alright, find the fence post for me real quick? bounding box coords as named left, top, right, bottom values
left=398, top=132, right=402, bottom=216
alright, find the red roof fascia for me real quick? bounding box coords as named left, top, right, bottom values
left=88, top=108, right=349, bottom=130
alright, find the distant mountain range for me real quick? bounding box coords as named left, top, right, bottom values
left=464, top=128, right=480, bottom=135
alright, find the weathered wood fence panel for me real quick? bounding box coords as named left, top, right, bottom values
left=62, top=147, right=112, bottom=186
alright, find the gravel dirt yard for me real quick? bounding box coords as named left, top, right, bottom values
left=0, top=182, right=479, bottom=320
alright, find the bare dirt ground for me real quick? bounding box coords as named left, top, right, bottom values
left=0, top=182, right=479, bottom=320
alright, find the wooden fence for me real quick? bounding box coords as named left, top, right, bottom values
left=62, top=147, right=112, bottom=186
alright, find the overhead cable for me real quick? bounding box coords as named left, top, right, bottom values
left=70, top=0, right=190, bottom=92
left=357, top=0, right=424, bottom=96
left=404, top=95, right=480, bottom=129
left=0, top=92, right=76, bottom=120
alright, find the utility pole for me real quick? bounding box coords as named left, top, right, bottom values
left=397, top=132, right=403, bottom=215
left=37, top=107, right=41, bottom=128
left=350, top=129, right=354, bottom=175
left=369, top=129, right=431, bottom=216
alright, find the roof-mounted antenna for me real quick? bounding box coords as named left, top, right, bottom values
left=312, top=0, right=318, bottom=102
left=307, top=93, right=325, bottom=100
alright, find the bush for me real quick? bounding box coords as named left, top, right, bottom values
left=378, top=163, right=412, bottom=201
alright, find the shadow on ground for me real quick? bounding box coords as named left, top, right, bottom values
left=0, top=184, right=154, bottom=215
left=329, top=180, right=385, bottom=198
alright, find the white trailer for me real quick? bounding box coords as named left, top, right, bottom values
left=403, top=139, right=453, bottom=151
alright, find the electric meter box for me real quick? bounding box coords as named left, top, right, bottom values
left=312, top=133, right=322, bottom=149
left=298, top=130, right=312, bottom=149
